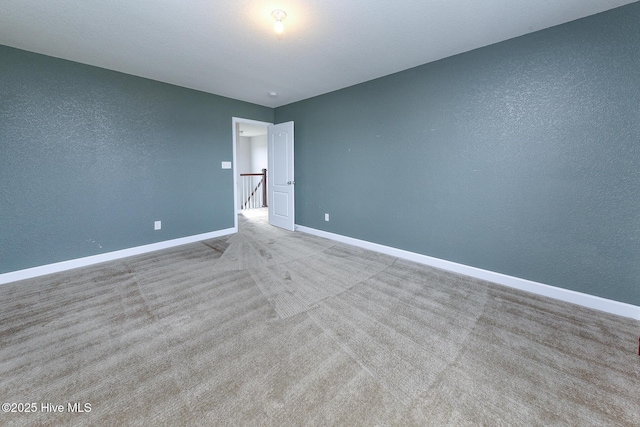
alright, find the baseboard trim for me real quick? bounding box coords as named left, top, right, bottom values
left=296, top=225, right=639, bottom=321
left=0, top=227, right=237, bottom=286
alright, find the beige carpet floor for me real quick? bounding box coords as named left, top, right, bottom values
left=1, top=208, right=638, bottom=426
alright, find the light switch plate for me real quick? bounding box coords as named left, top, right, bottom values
left=221, top=161, right=232, bottom=169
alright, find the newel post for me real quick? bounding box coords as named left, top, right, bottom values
left=262, top=169, right=267, bottom=207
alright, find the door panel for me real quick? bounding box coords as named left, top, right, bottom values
left=268, top=122, right=294, bottom=231
left=273, top=192, right=289, bottom=217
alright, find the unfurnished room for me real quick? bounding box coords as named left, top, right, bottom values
left=1, top=1, right=639, bottom=426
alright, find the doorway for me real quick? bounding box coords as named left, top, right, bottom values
left=232, top=118, right=295, bottom=231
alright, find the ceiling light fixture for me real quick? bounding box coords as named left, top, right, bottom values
left=272, top=10, right=287, bottom=34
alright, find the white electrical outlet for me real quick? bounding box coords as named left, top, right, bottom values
left=154, top=221, right=161, bottom=230
left=325, top=213, right=330, bottom=221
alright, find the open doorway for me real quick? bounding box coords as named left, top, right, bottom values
left=237, top=124, right=268, bottom=209
left=232, top=118, right=271, bottom=230
left=232, top=118, right=295, bottom=232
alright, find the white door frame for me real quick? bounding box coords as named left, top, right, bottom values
left=232, top=117, right=273, bottom=231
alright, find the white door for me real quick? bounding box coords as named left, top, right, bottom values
left=268, top=121, right=295, bottom=231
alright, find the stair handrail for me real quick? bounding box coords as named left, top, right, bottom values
left=240, top=168, right=267, bottom=209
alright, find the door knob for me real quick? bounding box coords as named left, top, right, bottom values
left=287, top=181, right=295, bottom=185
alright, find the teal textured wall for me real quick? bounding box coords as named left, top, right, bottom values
left=275, top=3, right=640, bottom=305
left=0, top=45, right=273, bottom=273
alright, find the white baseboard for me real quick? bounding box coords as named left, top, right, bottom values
left=296, top=225, right=640, bottom=321
left=0, top=227, right=237, bottom=286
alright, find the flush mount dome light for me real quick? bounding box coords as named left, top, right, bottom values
left=272, top=10, right=287, bottom=34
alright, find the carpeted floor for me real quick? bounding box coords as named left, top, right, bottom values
left=1, top=208, right=638, bottom=426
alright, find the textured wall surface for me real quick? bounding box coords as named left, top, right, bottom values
left=276, top=3, right=640, bottom=305
left=0, top=45, right=272, bottom=273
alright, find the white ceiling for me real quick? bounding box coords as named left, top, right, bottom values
left=1, top=0, right=636, bottom=108
left=239, top=122, right=268, bottom=137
